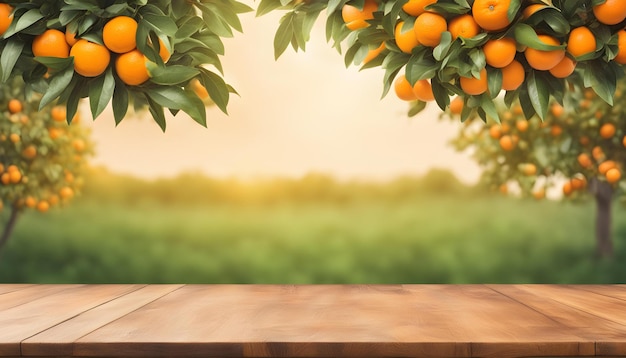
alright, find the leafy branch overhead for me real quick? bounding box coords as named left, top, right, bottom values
left=0, top=0, right=252, bottom=131
left=262, top=0, right=626, bottom=123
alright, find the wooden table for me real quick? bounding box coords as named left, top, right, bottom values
left=0, top=285, right=625, bottom=357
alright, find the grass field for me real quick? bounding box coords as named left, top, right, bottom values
left=1, top=193, right=625, bottom=284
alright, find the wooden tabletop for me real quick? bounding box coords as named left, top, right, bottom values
left=0, top=285, right=625, bottom=358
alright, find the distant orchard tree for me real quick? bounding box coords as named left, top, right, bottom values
left=0, top=78, right=92, bottom=249
left=449, top=80, right=626, bottom=258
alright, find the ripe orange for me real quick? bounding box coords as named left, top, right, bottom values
left=499, top=183, right=508, bottom=195
left=614, top=30, right=626, bottom=64
left=562, top=181, right=573, bottom=196
left=522, top=163, right=537, bottom=176
left=472, top=0, right=512, bottom=32
left=483, top=37, right=516, bottom=68
left=32, top=29, right=70, bottom=58
left=65, top=29, right=78, bottom=46
left=449, top=96, right=464, bottom=114
left=103, top=16, right=138, bottom=53
left=115, top=49, right=149, bottom=86
left=395, top=21, right=419, bottom=54
left=65, top=172, right=75, bottom=183
left=501, top=59, right=525, bottom=91
left=524, top=34, right=565, bottom=71
left=8, top=99, right=21, bottom=113
left=460, top=68, right=488, bottom=96
left=549, top=55, right=576, bottom=78
left=448, top=14, right=481, bottom=40
left=606, top=168, right=622, bottom=184
left=414, top=12, right=447, bottom=47
left=49, top=195, right=59, bottom=206
left=599, top=160, right=617, bottom=175
left=550, top=125, right=562, bottom=137
left=60, top=186, right=74, bottom=200
left=516, top=119, right=529, bottom=132
left=73, top=139, right=86, bottom=152
left=522, top=3, right=546, bottom=19
left=533, top=189, right=545, bottom=200
left=51, top=105, right=66, bottom=122
left=599, top=123, right=616, bottom=139
left=22, top=145, right=36, bottom=159
left=341, top=0, right=377, bottom=31
left=501, top=123, right=511, bottom=133
left=1, top=173, right=10, bottom=185
left=580, top=136, right=590, bottom=146
left=402, top=0, right=436, bottom=16
left=567, top=27, right=596, bottom=57
left=550, top=102, right=564, bottom=117
left=0, top=3, right=13, bottom=36
left=592, top=146, right=604, bottom=161
left=24, top=196, right=36, bottom=208
left=623, top=135, right=626, bottom=147
left=413, top=79, right=435, bottom=101
left=394, top=75, right=418, bottom=101
left=155, top=38, right=170, bottom=62
left=571, top=176, right=587, bottom=190
left=578, top=153, right=592, bottom=168
left=37, top=200, right=50, bottom=213
left=363, top=42, right=385, bottom=64
left=9, top=133, right=19, bottom=143
left=593, top=0, right=626, bottom=25
left=489, top=124, right=502, bottom=139
left=499, top=134, right=515, bottom=151
left=70, top=39, right=111, bottom=77
left=190, top=78, right=209, bottom=99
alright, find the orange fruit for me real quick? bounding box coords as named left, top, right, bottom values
left=115, top=49, right=149, bottom=86
left=516, top=119, right=529, bottom=132
left=606, top=168, right=622, bottom=184
left=550, top=125, right=562, bottom=137
left=32, top=29, right=70, bottom=58
left=70, top=39, right=111, bottom=77
left=73, top=139, right=86, bottom=152
left=567, top=27, right=596, bottom=58
left=593, top=0, right=626, bottom=25
left=533, top=189, right=545, bottom=200
left=501, top=59, right=525, bottom=91
left=65, top=29, right=78, bottom=46
left=522, top=163, right=537, bottom=176
left=8, top=169, right=20, bottom=184
left=580, top=135, right=590, bottom=146
left=578, top=153, right=592, bottom=168
left=449, top=96, right=464, bottom=114
left=489, top=124, right=502, bottom=139
left=51, top=105, right=66, bottom=122
left=571, top=176, right=587, bottom=190
left=562, top=181, right=573, bottom=196
left=501, top=123, right=511, bottom=133
left=155, top=38, right=170, bottom=62
left=413, top=79, right=435, bottom=101
left=9, top=133, right=19, bottom=143
left=402, top=0, right=436, bottom=16
left=8, top=99, right=21, bottom=113
left=600, top=123, right=616, bottom=139
left=615, top=30, right=626, bottom=64
left=363, top=42, right=385, bottom=64
left=592, top=146, right=604, bottom=161
left=24, top=196, right=36, bottom=208
left=460, top=68, right=488, bottom=96
left=623, top=135, right=626, bottom=147
left=341, top=0, right=377, bottom=31
left=190, top=78, right=209, bottom=99
left=395, top=21, right=419, bottom=54
left=499, top=183, right=508, bottom=195
left=65, top=172, right=75, bottom=183
left=549, top=55, right=576, bottom=78
left=524, top=34, right=565, bottom=71
left=414, top=12, right=447, bottom=47
left=22, top=145, right=36, bottom=159
left=448, top=14, right=481, bottom=40
left=103, top=16, right=138, bottom=53
left=483, top=37, right=516, bottom=68
left=1, top=173, right=10, bottom=185
left=599, top=160, right=617, bottom=175
left=0, top=3, right=13, bottom=36
left=36, top=200, right=50, bottom=213
left=499, top=134, right=515, bottom=151
left=48, top=195, right=59, bottom=206
left=394, top=75, right=418, bottom=101
left=550, top=102, right=564, bottom=117
left=472, top=0, right=512, bottom=32
left=522, top=3, right=546, bottom=19
left=60, top=186, right=74, bottom=200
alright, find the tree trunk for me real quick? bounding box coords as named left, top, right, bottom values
left=590, top=179, right=613, bottom=258
left=0, top=206, right=20, bottom=252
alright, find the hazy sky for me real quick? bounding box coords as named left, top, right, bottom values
left=82, top=10, right=481, bottom=184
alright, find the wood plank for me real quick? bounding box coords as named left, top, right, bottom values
left=22, top=285, right=183, bottom=357
left=74, top=285, right=593, bottom=358
left=0, top=285, right=143, bottom=357
left=0, top=284, right=35, bottom=295
left=569, top=284, right=626, bottom=301
left=0, top=284, right=76, bottom=311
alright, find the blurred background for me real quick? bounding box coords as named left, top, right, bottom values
left=0, top=10, right=625, bottom=284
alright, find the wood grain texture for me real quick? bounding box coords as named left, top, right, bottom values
left=0, top=285, right=625, bottom=358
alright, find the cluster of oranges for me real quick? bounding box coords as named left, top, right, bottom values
left=28, top=15, right=169, bottom=86
left=341, top=0, right=626, bottom=105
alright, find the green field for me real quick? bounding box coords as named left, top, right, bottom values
left=1, top=182, right=625, bottom=283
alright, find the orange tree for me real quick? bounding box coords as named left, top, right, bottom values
left=262, top=0, right=626, bottom=121
left=0, top=0, right=250, bottom=130
left=447, top=78, right=626, bottom=258
left=0, top=77, right=92, bottom=250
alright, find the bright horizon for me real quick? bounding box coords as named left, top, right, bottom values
left=81, top=10, right=482, bottom=184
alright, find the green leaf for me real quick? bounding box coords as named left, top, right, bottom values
left=274, top=12, right=295, bottom=59
left=39, top=61, right=75, bottom=109
left=148, top=64, right=200, bottom=85
left=146, top=96, right=167, bottom=131
left=146, top=85, right=206, bottom=127
left=526, top=71, right=550, bottom=120
left=407, top=100, right=427, bottom=117
left=513, top=23, right=565, bottom=50
left=33, top=56, right=73, bottom=71
left=112, top=78, right=129, bottom=125
left=0, top=38, right=24, bottom=82
left=433, top=32, right=452, bottom=61
left=3, top=9, right=44, bottom=38
left=198, top=69, right=229, bottom=114
left=89, top=67, right=115, bottom=119
left=140, top=14, right=178, bottom=36
left=256, top=0, right=283, bottom=16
